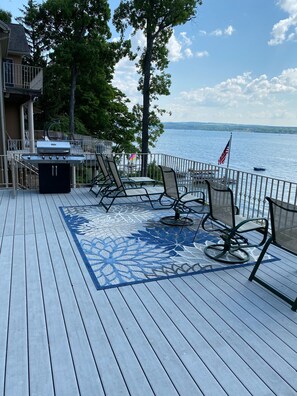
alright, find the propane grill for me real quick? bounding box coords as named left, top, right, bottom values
left=22, top=141, right=85, bottom=193
left=22, top=141, right=85, bottom=164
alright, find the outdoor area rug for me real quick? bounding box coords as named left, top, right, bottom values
left=60, top=203, right=277, bottom=290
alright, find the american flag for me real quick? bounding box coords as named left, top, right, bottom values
left=129, top=153, right=136, bottom=161
left=218, top=139, right=230, bottom=165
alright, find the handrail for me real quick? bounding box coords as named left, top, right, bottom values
left=6, top=154, right=39, bottom=195
left=7, top=138, right=113, bottom=153
left=3, top=152, right=297, bottom=219
left=3, top=61, right=43, bottom=92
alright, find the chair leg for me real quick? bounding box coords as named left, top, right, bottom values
left=204, top=243, right=250, bottom=264
left=201, top=213, right=210, bottom=231
left=249, top=237, right=297, bottom=311
left=249, top=237, right=272, bottom=281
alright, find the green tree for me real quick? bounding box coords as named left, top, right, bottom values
left=0, top=9, right=12, bottom=23
left=37, top=0, right=112, bottom=137
left=16, top=0, right=46, bottom=67
left=113, top=0, right=202, bottom=174
left=16, top=0, right=138, bottom=151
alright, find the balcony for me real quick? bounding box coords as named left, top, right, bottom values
left=3, top=60, right=43, bottom=95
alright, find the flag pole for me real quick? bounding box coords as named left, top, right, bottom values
left=224, top=132, right=232, bottom=186
left=226, top=132, right=232, bottom=169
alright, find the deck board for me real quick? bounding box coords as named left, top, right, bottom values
left=133, top=282, right=249, bottom=395
left=25, top=233, right=54, bottom=396
left=0, top=188, right=297, bottom=395
left=106, top=287, right=180, bottom=396
left=5, top=234, right=28, bottom=396
left=181, top=275, right=297, bottom=394
left=152, top=279, right=272, bottom=395
left=35, top=232, right=80, bottom=396
left=118, top=286, right=206, bottom=395
left=0, top=236, right=13, bottom=394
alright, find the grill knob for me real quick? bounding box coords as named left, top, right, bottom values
left=42, top=156, right=45, bottom=159
left=49, top=156, right=52, bottom=160
left=56, top=156, right=59, bottom=160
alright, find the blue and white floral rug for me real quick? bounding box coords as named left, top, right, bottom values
left=60, top=203, right=276, bottom=290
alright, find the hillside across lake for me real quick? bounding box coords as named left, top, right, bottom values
left=163, top=122, right=297, bottom=134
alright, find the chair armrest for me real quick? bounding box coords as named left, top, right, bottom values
left=180, top=190, right=205, bottom=205
left=233, top=216, right=269, bottom=246
left=178, top=185, right=188, bottom=193
left=190, top=190, right=205, bottom=204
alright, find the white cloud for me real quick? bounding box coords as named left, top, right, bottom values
left=269, top=1, right=297, bottom=45
left=211, top=29, right=223, bottom=37
left=224, top=25, right=235, bottom=36
left=277, top=0, right=297, bottom=14
left=168, top=34, right=183, bottom=62
left=180, top=31, right=192, bottom=46
left=131, top=29, right=146, bottom=51
left=195, top=50, right=209, bottom=58
left=158, top=69, right=297, bottom=126
left=210, top=25, right=235, bottom=37
left=180, top=70, right=297, bottom=107
left=113, top=58, right=140, bottom=106
left=184, top=48, right=193, bottom=58
left=168, top=31, right=207, bottom=61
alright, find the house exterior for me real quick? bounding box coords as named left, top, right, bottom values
left=0, top=20, right=43, bottom=181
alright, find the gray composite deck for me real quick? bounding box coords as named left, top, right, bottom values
left=0, top=187, right=296, bottom=396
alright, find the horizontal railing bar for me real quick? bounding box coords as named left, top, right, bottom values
left=2, top=152, right=297, bottom=220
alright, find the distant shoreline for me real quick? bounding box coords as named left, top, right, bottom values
left=163, top=121, right=297, bottom=134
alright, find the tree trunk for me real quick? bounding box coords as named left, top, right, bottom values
left=69, top=62, right=77, bottom=140
left=141, top=33, right=153, bottom=176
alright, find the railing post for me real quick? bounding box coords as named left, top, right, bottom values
left=72, top=166, right=76, bottom=188
left=27, top=100, right=35, bottom=152
left=11, top=156, right=18, bottom=197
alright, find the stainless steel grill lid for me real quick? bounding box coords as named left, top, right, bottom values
left=36, top=141, right=71, bottom=155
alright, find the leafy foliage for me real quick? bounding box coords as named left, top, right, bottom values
left=16, top=0, right=46, bottom=67
left=113, top=0, right=202, bottom=173
left=0, top=9, right=12, bottom=23
left=16, top=0, right=137, bottom=151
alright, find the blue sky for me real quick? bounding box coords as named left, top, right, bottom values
left=4, top=0, right=297, bottom=127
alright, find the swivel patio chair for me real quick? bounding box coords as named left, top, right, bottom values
left=202, top=180, right=268, bottom=264
left=158, top=165, right=205, bottom=226
left=98, top=157, right=164, bottom=212
left=249, top=197, right=297, bottom=311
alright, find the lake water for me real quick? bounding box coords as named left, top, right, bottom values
left=152, top=129, right=297, bottom=183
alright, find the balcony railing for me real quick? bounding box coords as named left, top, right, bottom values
left=3, top=152, right=297, bottom=220
left=3, top=61, right=43, bottom=92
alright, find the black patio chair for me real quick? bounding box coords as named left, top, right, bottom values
left=249, top=197, right=297, bottom=311
left=202, top=180, right=268, bottom=264
left=158, top=165, right=205, bottom=226
left=98, top=157, right=164, bottom=212
left=90, top=154, right=156, bottom=197
left=90, top=153, right=113, bottom=196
